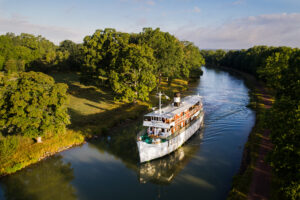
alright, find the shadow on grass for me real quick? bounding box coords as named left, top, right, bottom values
left=50, top=72, right=115, bottom=104
left=67, top=102, right=149, bottom=136
left=68, top=84, right=115, bottom=104
left=84, top=103, right=108, bottom=111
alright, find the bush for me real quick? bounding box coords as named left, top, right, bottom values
left=0, top=71, right=70, bottom=139
left=0, top=135, right=19, bottom=162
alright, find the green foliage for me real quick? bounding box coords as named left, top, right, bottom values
left=0, top=55, right=5, bottom=71
left=1, top=155, right=77, bottom=200
left=0, top=33, right=58, bottom=73
left=57, top=40, right=83, bottom=72
left=182, top=41, right=205, bottom=78
left=206, top=46, right=300, bottom=200
left=81, top=28, right=130, bottom=85
left=0, top=72, right=70, bottom=138
left=137, top=28, right=184, bottom=78
left=200, top=49, right=226, bottom=67
left=109, top=44, right=157, bottom=101
left=0, top=32, right=84, bottom=73
left=81, top=28, right=203, bottom=102
left=0, top=135, right=20, bottom=162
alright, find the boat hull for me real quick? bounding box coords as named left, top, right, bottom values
left=137, top=114, right=204, bottom=163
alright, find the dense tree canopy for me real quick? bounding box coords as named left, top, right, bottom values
left=0, top=29, right=205, bottom=102
left=81, top=28, right=130, bottom=84
left=81, top=28, right=204, bottom=101
left=0, top=72, right=70, bottom=139
left=81, top=28, right=204, bottom=102
left=182, top=41, right=205, bottom=78
left=0, top=33, right=57, bottom=73
left=109, top=44, right=157, bottom=102
left=136, top=28, right=184, bottom=79
left=0, top=33, right=82, bottom=73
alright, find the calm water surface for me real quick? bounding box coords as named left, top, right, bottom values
left=0, top=67, right=255, bottom=200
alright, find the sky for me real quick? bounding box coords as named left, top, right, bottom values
left=0, top=0, right=300, bottom=49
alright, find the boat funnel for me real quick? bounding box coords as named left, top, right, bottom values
left=174, top=92, right=181, bottom=107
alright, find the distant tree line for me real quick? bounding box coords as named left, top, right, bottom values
left=0, top=33, right=82, bottom=73
left=201, top=46, right=300, bottom=200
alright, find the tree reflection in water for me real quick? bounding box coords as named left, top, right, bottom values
left=89, top=122, right=143, bottom=171
left=0, top=155, right=77, bottom=200
left=90, top=121, right=204, bottom=186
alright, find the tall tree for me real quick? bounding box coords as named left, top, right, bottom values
left=109, top=44, right=157, bottom=102
left=181, top=41, right=205, bottom=78
left=81, top=28, right=130, bottom=85
left=137, top=28, right=184, bottom=80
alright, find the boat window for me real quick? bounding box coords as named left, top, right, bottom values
left=144, top=116, right=151, bottom=121
left=162, top=118, right=165, bottom=122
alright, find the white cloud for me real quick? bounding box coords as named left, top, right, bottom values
left=174, top=13, right=300, bottom=49
left=0, top=15, right=85, bottom=44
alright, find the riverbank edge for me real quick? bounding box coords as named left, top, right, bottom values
left=211, top=66, right=274, bottom=200
left=0, top=78, right=191, bottom=177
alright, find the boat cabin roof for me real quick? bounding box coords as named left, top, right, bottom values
left=145, top=95, right=201, bottom=119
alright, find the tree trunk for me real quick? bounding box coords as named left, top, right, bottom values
left=36, top=136, right=42, bottom=143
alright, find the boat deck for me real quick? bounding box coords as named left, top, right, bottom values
left=138, top=112, right=203, bottom=144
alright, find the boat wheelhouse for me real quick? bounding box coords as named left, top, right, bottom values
left=137, top=93, right=204, bottom=163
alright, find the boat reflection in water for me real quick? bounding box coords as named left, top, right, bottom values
left=138, top=129, right=204, bottom=185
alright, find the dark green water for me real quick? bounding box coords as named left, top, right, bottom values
left=0, top=67, right=255, bottom=200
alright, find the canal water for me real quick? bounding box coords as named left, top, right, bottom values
left=0, top=67, right=255, bottom=200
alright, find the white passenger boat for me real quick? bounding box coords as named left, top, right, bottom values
left=137, top=93, right=204, bottom=163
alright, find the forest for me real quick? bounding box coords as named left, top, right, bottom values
left=201, top=47, right=300, bottom=200
left=0, top=28, right=204, bottom=175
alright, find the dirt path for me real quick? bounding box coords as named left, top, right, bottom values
left=247, top=86, right=273, bottom=200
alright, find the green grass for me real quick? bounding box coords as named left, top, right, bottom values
left=0, top=130, right=84, bottom=176
left=0, top=72, right=189, bottom=176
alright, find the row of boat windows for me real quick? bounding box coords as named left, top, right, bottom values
left=144, top=103, right=201, bottom=123
left=147, top=112, right=200, bottom=136
left=144, top=116, right=167, bottom=122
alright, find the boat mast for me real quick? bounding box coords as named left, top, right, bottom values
left=158, top=91, right=162, bottom=114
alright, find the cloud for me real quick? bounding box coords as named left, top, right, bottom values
left=0, top=15, right=84, bottom=44
left=193, top=6, right=201, bottom=13
left=175, top=13, right=300, bottom=49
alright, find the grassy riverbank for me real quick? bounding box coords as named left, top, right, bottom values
left=0, top=72, right=189, bottom=176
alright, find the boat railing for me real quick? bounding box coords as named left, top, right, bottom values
left=166, top=111, right=203, bottom=141
left=137, top=109, right=204, bottom=143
